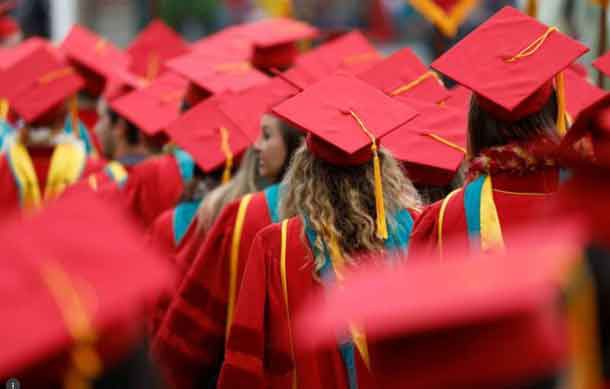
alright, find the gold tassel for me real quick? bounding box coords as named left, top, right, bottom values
left=372, top=146, right=388, bottom=240
left=219, top=127, right=233, bottom=184
left=526, top=0, right=538, bottom=18
left=70, top=95, right=80, bottom=140
left=349, top=110, right=388, bottom=240
left=0, top=98, right=9, bottom=120
left=555, top=71, right=567, bottom=137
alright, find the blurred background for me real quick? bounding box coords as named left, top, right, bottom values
left=9, top=0, right=607, bottom=67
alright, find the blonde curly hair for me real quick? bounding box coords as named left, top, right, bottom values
left=280, top=145, right=422, bottom=269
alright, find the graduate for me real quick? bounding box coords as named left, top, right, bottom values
left=116, top=72, right=194, bottom=226
left=60, top=24, right=133, bottom=157
left=216, top=74, right=421, bottom=389
left=152, top=79, right=303, bottom=389
left=0, top=190, right=173, bottom=388
left=148, top=95, right=252, bottom=265
left=0, top=46, right=106, bottom=213
left=409, top=6, right=589, bottom=257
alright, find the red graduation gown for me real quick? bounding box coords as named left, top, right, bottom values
left=0, top=147, right=105, bottom=213
left=152, top=190, right=275, bottom=389
left=124, top=154, right=184, bottom=227
left=409, top=169, right=559, bottom=258
left=217, top=217, right=377, bottom=389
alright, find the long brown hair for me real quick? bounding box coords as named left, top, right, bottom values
left=196, top=147, right=261, bottom=231
left=280, top=146, right=421, bottom=269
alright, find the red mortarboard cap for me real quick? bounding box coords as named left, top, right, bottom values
left=102, top=67, right=149, bottom=102
left=432, top=6, right=588, bottom=122
left=568, top=62, right=589, bottom=78
left=442, top=84, right=472, bottom=109
left=294, top=31, right=383, bottom=84
left=0, top=46, right=84, bottom=124
left=593, top=50, right=610, bottom=78
left=383, top=97, right=467, bottom=186
left=109, top=72, right=187, bottom=135
left=298, top=221, right=587, bottom=388
left=565, top=66, right=606, bottom=120
left=0, top=37, right=50, bottom=70
left=167, top=52, right=269, bottom=95
left=0, top=190, right=172, bottom=385
left=191, top=27, right=253, bottom=61
left=237, top=18, right=318, bottom=69
left=358, top=48, right=449, bottom=104
left=61, top=25, right=130, bottom=96
left=217, top=75, right=301, bottom=141
left=166, top=96, right=252, bottom=180
left=127, top=19, right=190, bottom=81
left=272, top=73, right=418, bottom=165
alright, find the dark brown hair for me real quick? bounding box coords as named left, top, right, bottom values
left=468, top=90, right=560, bottom=156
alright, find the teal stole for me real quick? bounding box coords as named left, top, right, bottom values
left=0, top=120, right=14, bottom=151
left=463, top=175, right=504, bottom=252
left=263, top=184, right=282, bottom=223
left=64, top=117, right=95, bottom=156
left=172, top=200, right=201, bottom=246
left=173, top=148, right=195, bottom=185
left=304, top=209, right=414, bottom=389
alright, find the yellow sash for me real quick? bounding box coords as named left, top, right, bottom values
left=226, top=194, right=253, bottom=340
left=8, top=142, right=86, bottom=210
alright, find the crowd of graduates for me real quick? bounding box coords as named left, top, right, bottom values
left=4, top=1, right=610, bottom=388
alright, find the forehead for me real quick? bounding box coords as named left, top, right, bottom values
left=260, top=113, right=280, bottom=128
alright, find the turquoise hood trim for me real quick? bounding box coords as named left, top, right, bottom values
left=172, top=200, right=201, bottom=246
left=304, top=208, right=414, bottom=389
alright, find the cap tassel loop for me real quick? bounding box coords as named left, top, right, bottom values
left=348, top=110, right=388, bottom=240
left=0, top=98, right=9, bottom=121
left=555, top=71, right=568, bottom=137
left=505, top=26, right=558, bottom=63
left=390, top=71, right=442, bottom=96
left=219, top=126, right=233, bottom=184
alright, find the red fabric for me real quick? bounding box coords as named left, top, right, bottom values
left=431, top=6, right=588, bottom=113
left=0, top=190, right=172, bottom=382
left=147, top=208, right=181, bottom=337
left=0, top=47, right=84, bottom=123
left=476, top=81, right=553, bottom=122
left=217, top=217, right=377, bottom=389
left=0, top=148, right=105, bottom=213
left=166, top=96, right=251, bottom=173
left=126, top=19, right=189, bottom=80
left=0, top=16, right=18, bottom=39
left=124, top=154, right=184, bottom=227
left=272, top=73, right=418, bottom=156
left=149, top=208, right=177, bottom=258
left=358, top=48, right=449, bottom=104
left=306, top=133, right=372, bottom=166
left=252, top=42, right=299, bottom=70
left=409, top=168, right=560, bottom=259
left=152, top=191, right=273, bottom=389
left=78, top=108, right=103, bottom=155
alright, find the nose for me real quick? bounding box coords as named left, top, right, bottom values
left=253, top=136, right=263, bottom=152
